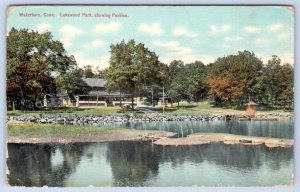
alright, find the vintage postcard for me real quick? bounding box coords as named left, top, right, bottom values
left=6, top=5, right=294, bottom=187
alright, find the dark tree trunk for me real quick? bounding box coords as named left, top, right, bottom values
left=34, top=94, right=38, bottom=110
left=151, top=87, right=155, bottom=107
left=131, top=96, right=134, bottom=110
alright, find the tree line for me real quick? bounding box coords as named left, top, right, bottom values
left=104, top=40, right=293, bottom=109
left=6, top=29, right=294, bottom=109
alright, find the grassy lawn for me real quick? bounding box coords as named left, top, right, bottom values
left=6, top=102, right=291, bottom=117
left=7, top=122, right=175, bottom=143
left=7, top=106, right=142, bottom=116
left=152, top=101, right=290, bottom=115
left=7, top=122, right=126, bottom=137
left=152, top=102, right=231, bottom=114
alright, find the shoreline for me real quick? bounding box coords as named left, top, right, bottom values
left=7, top=111, right=293, bottom=126
left=7, top=116, right=294, bottom=147
left=7, top=130, right=176, bottom=144
left=7, top=127, right=293, bottom=148
left=154, top=133, right=294, bottom=148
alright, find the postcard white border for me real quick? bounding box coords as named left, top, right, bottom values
left=0, top=1, right=298, bottom=192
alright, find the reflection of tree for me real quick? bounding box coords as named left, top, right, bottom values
left=210, top=144, right=292, bottom=170
left=7, top=143, right=85, bottom=187
left=106, top=141, right=159, bottom=186
left=265, top=147, right=294, bottom=170
left=49, top=143, right=85, bottom=186
left=156, top=145, right=205, bottom=168
left=204, top=143, right=263, bottom=169
left=156, top=143, right=293, bottom=171
left=107, top=142, right=293, bottom=187
left=7, top=142, right=294, bottom=187
left=7, top=144, right=51, bottom=186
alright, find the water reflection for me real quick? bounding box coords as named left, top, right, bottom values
left=107, top=141, right=159, bottom=186
left=89, top=120, right=294, bottom=139
left=7, top=142, right=294, bottom=187
left=7, top=143, right=85, bottom=186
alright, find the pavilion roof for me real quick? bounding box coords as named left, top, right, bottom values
left=81, top=78, right=106, bottom=87
left=245, top=101, right=259, bottom=106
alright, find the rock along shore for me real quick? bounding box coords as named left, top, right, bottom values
left=154, top=133, right=294, bottom=148
left=6, top=112, right=293, bottom=125
left=7, top=113, right=227, bottom=125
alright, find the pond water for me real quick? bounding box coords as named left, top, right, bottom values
left=7, top=141, right=294, bottom=187
left=90, top=119, right=294, bottom=138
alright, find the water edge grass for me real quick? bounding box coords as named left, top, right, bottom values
left=7, top=122, right=127, bottom=137
left=7, top=102, right=291, bottom=117
left=6, top=122, right=175, bottom=143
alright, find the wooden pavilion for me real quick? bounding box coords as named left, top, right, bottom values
left=245, top=101, right=259, bottom=117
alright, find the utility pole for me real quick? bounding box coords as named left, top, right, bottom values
left=163, top=86, right=165, bottom=113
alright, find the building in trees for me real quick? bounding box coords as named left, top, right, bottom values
left=44, top=78, right=133, bottom=108
left=75, top=78, right=132, bottom=107
left=43, top=94, right=61, bottom=107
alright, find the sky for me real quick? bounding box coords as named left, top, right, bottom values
left=6, top=6, right=294, bottom=70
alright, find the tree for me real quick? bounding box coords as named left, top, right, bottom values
left=166, top=60, right=209, bottom=105
left=168, top=60, right=184, bottom=80
left=96, top=68, right=109, bottom=79
left=168, top=73, right=190, bottom=107
left=207, top=72, right=243, bottom=105
left=106, top=39, right=164, bottom=109
left=261, top=55, right=294, bottom=108
left=207, top=51, right=263, bottom=105
left=184, top=61, right=208, bottom=101
left=278, top=63, right=294, bottom=108
left=6, top=28, right=76, bottom=109
left=83, top=65, right=95, bottom=78
left=262, top=55, right=282, bottom=105
left=55, top=68, right=91, bottom=99
left=166, top=60, right=187, bottom=106
left=261, top=56, right=294, bottom=108
left=143, top=62, right=169, bottom=107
